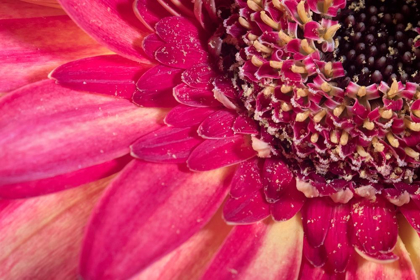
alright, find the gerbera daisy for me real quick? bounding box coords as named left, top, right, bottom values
left=2, top=0, right=420, bottom=279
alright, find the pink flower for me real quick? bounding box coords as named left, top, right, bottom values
left=2, top=0, right=420, bottom=279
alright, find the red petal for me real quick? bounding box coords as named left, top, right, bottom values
left=133, top=65, right=182, bottom=107
left=233, top=115, right=259, bottom=135
left=303, top=238, right=327, bottom=267
left=164, top=105, right=216, bottom=127
left=142, top=33, right=164, bottom=59
left=133, top=0, right=172, bottom=31
left=50, top=55, right=150, bottom=99
left=301, top=197, right=334, bottom=248
left=0, top=177, right=110, bottom=279
left=202, top=217, right=303, bottom=279
left=1, top=0, right=65, bottom=19
left=400, top=200, right=420, bottom=234
left=80, top=161, right=231, bottom=280
left=0, top=14, right=108, bottom=92
left=351, top=197, right=398, bottom=256
left=270, top=179, right=306, bottom=222
left=173, top=84, right=221, bottom=107
left=134, top=208, right=232, bottom=279
left=263, top=159, right=294, bottom=202
left=0, top=155, right=130, bottom=199
left=181, top=64, right=217, bottom=89
left=324, top=203, right=352, bottom=273
left=130, top=126, right=202, bottom=163
left=230, top=158, right=263, bottom=198
left=197, top=110, right=236, bottom=139
left=223, top=190, right=270, bottom=224
left=58, top=0, right=150, bottom=62
left=187, top=135, right=257, bottom=171
left=0, top=80, right=164, bottom=187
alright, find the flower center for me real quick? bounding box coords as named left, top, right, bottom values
left=335, top=0, right=420, bottom=85
left=220, top=0, right=420, bottom=190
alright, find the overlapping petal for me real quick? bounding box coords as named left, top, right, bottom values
left=80, top=161, right=232, bottom=280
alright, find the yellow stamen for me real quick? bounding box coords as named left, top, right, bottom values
left=296, top=111, right=310, bottom=122
left=251, top=55, right=264, bottom=67
left=301, top=39, right=315, bottom=54
left=272, top=0, right=285, bottom=11
left=297, top=1, right=311, bottom=24
left=405, top=147, right=420, bottom=160
left=297, top=88, right=309, bottom=97
left=386, top=133, right=399, bottom=148
left=281, top=102, right=292, bottom=111
left=269, top=60, right=283, bottom=69
left=321, top=82, right=332, bottom=93
left=340, top=131, right=349, bottom=146
left=324, top=62, right=333, bottom=77
left=387, top=79, right=399, bottom=98
left=372, top=137, right=385, bottom=153
left=281, top=84, right=293, bottom=93
left=263, top=86, right=274, bottom=96
left=253, top=41, right=272, bottom=54
left=357, top=86, right=367, bottom=97
left=260, top=11, right=280, bottom=30
left=313, top=110, right=326, bottom=123
left=333, top=105, right=346, bottom=117
left=311, top=133, right=319, bottom=143
left=330, top=130, right=338, bottom=144
left=405, top=119, right=420, bottom=132
left=248, top=33, right=258, bottom=41
left=323, top=0, right=332, bottom=13
left=357, top=146, right=370, bottom=158
left=247, top=0, right=262, bottom=11
left=380, top=109, right=393, bottom=119
left=363, top=119, right=374, bottom=130
left=324, top=24, right=341, bottom=41
left=278, top=30, right=293, bottom=43
left=291, top=65, right=307, bottom=74
left=239, top=17, right=251, bottom=29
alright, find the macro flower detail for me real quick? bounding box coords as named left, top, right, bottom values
left=2, top=0, right=420, bottom=279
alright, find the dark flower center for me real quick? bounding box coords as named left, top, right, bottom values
left=218, top=0, right=420, bottom=191
left=335, top=0, right=420, bottom=85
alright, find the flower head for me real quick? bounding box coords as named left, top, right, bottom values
left=2, top=0, right=420, bottom=279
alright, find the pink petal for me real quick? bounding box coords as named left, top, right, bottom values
left=142, top=33, right=164, bottom=59
left=230, top=158, right=263, bottom=198
left=133, top=65, right=182, bottom=107
left=324, top=203, right=352, bottom=273
left=223, top=190, right=270, bottom=224
left=1, top=0, right=64, bottom=19
left=270, top=179, right=306, bottom=222
left=0, top=177, right=110, bottom=279
left=154, top=17, right=208, bottom=69
left=133, top=0, right=172, bottom=32
left=164, top=105, right=216, bottom=127
left=80, top=161, right=232, bottom=280
left=50, top=55, right=151, bottom=99
left=0, top=80, right=164, bottom=187
left=181, top=64, right=217, bottom=89
left=132, top=208, right=232, bottom=280
left=197, top=110, right=236, bottom=139
left=233, top=115, right=259, bottom=135
left=301, top=197, right=333, bottom=248
left=400, top=200, right=420, bottom=234
left=303, top=238, right=327, bottom=267
left=187, top=135, right=257, bottom=171
left=0, top=14, right=109, bottom=92
left=299, top=259, right=341, bottom=279
left=398, top=214, right=420, bottom=277
left=202, top=217, right=303, bottom=279
left=263, top=159, right=294, bottom=202
left=351, top=197, right=398, bottom=256
left=130, top=126, right=202, bottom=163
left=0, top=155, right=130, bottom=199
left=58, top=0, right=150, bottom=62
left=346, top=238, right=417, bottom=279
left=173, top=84, right=221, bottom=107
